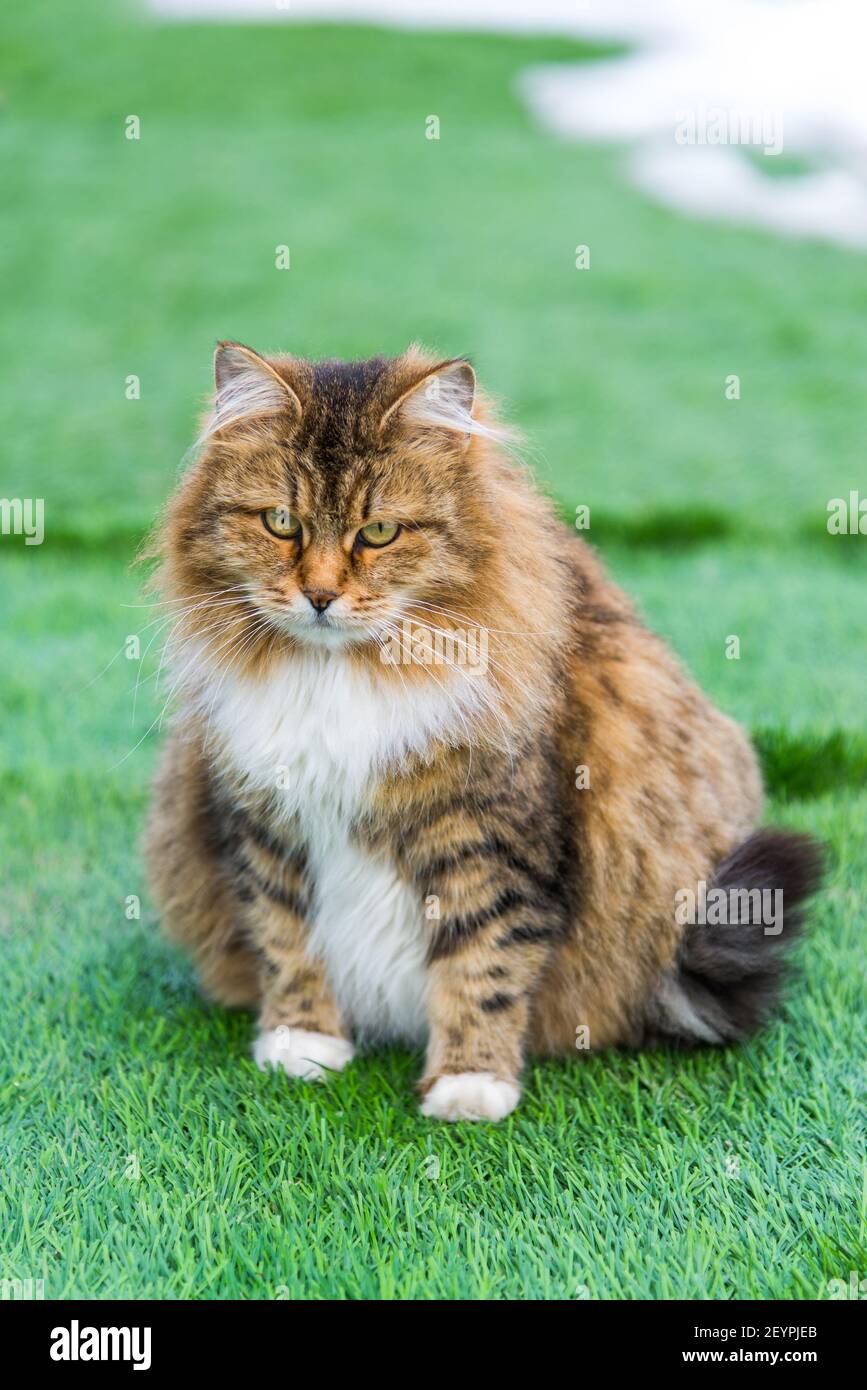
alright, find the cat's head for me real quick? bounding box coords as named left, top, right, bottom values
left=161, top=344, right=503, bottom=643
left=154, top=342, right=563, bottom=712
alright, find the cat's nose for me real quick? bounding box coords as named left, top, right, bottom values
left=303, top=587, right=339, bottom=614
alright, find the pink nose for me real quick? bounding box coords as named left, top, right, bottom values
left=303, top=588, right=338, bottom=614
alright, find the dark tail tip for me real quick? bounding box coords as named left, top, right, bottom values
left=648, top=829, right=826, bottom=1046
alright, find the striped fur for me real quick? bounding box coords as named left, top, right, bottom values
left=145, top=343, right=824, bottom=1122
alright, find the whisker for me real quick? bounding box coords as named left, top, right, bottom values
left=406, top=596, right=556, bottom=639
left=379, top=612, right=518, bottom=776
left=386, top=608, right=544, bottom=713
left=377, top=617, right=479, bottom=787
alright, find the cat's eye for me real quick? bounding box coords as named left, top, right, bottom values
left=358, top=521, right=400, bottom=548
left=262, top=507, right=302, bottom=539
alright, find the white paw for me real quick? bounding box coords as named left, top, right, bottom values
left=420, top=1071, right=521, bottom=1122
left=254, top=1027, right=355, bottom=1082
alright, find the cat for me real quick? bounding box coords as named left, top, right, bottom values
left=145, top=341, right=824, bottom=1122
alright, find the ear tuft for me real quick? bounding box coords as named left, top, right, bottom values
left=210, top=342, right=301, bottom=435
left=390, top=359, right=477, bottom=439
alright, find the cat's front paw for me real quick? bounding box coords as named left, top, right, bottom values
left=420, top=1071, right=520, bottom=1122
left=254, top=1026, right=355, bottom=1082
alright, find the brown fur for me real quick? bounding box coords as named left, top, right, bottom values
left=145, top=342, right=823, bottom=1117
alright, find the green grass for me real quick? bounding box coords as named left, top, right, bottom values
left=0, top=1, right=864, bottom=1300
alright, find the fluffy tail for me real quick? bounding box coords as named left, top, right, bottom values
left=647, top=829, right=826, bottom=1046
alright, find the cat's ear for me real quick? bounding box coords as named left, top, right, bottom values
left=380, top=358, right=477, bottom=445
left=212, top=341, right=302, bottom=432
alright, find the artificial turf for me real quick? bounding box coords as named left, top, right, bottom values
left=1, top=0, right=864, bottom=1299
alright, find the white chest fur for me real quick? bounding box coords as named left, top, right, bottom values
left=199, top=649, right=480, bottom=1044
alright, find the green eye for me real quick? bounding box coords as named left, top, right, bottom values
left=358, top=521, right=400, bottom=548
left=263, top=507, right=302, bottom=539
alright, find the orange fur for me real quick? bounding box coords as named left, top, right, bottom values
left=145, top=343, right=821, bottom=1121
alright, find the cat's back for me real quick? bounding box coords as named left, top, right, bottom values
left=559, top=532, right=762, bottom=849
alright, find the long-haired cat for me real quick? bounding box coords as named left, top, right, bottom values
left=145, top=342, right=824, bottom=1121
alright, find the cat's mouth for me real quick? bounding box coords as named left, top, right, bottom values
left=253, top=599, right=378, bottom=650
left=245, top=587, right=410, bottom=655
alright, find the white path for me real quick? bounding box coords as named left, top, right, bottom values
left=148, top=0, right=867, bottom=249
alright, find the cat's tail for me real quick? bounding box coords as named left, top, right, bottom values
left=645, top=828, right=826, bottom=1046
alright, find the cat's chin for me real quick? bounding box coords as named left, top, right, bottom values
left=285, top=621, right=368, bottom=652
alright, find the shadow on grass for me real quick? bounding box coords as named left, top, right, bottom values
left=754, top=728, right=867, bottom=801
